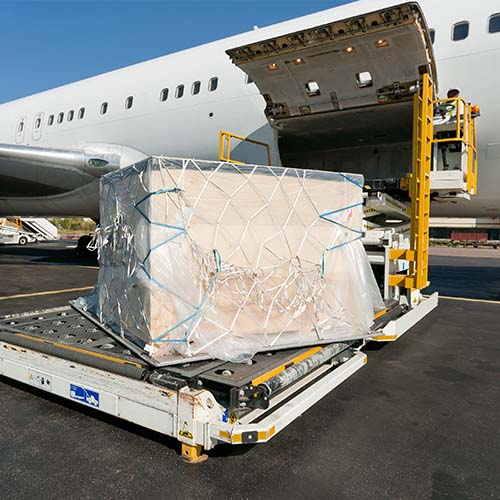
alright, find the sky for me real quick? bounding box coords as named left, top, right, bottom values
left=0, top=0, right=353, bottom=103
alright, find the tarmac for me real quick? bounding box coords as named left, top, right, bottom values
left=0, top=241, right=499, bottom=500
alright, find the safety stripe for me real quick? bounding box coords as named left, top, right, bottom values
left=374, top=309, right=388, bottom=320
left=372, top=334, right=398, bottom=341
left=220, top=425, right=276, bottom=444
left=11, top=333, right=144, bottom=368
left=251, top=346, right=323, bottom=386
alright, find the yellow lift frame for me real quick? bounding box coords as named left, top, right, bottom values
left=389, top=74, right=479, bottom=293
left=389, top=73, right=434, bottom=292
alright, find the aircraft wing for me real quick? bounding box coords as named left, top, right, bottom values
left=0, top=142, right=147, bottom=217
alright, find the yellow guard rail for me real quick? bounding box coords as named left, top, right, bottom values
left=219, top=130, right=272, bottom=166
left=432, top=97, right=478, bottom=195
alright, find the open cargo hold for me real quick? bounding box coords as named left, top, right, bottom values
left=78, top=157, right=383, bottom=363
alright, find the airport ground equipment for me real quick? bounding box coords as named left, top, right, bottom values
left=0, top=219, right=38, bottom=245
left=362, top=75, right=478, bottom=341
left=0, top=284, right=435, bottom=461
left=15, top=217, right=59, bottom=241
left=0, top=217, right=58, bottom=244
left=0, top=305, right=366, bottom=462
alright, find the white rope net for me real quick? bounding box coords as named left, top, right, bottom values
left=93, top=157, right=383, bottom=362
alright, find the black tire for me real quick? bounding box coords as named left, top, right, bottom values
left=77, top=235, right=97, bottom=261
left=18, top=236, right=28, bottom=246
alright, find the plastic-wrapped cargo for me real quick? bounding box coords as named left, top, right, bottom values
left=88, top=157, right=384, bottom=363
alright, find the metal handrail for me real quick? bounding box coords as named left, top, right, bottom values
left=219, top=130, right=272, bottom=166
left=432, top=97, right=478, bottom=195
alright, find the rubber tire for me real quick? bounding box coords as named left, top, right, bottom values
left=18, top=236, right=28, bottom=246
left=77, top=234, right=96, bottom=259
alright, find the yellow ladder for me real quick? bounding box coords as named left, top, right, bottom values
left=389, top=73, right=433, bottom=291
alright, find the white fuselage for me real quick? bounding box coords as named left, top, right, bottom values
left=0, top=0, right=499, bottom=218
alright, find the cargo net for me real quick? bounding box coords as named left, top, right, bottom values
left=83, top=157, right=383, bottom=363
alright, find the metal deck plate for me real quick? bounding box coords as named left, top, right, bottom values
left=0, top=306, right=149, bottom=378
left=165, top=347, right=317, bottom=387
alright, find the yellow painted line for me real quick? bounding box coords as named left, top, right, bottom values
left=251, top=346, right=323, bottom=386
left=12, top=333, right=143, bottom=368
left=0, top=286, right=93, bottom=301
left=439, top=296, right=500, bottom=305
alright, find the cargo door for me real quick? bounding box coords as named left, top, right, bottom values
left=226, top=2, right=437, bottom=171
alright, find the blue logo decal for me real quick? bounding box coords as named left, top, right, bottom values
left=70, top=384, right=100, bottom=408
left=222, top=409, right=228, bottom=423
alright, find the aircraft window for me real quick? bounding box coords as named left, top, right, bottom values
left=160, top=88, right=169, bottom=101
left=100, top=102, right=108, bottom=115
left=356, top=72, right=373, bottom=88
left=18, top=121, right=24, bottom=133
left=245, top=75, right=253, bottom=84
left=305, top=80, right=321, bottom=96
left=35, top=117, right=41, bottom=129
left=208, top=77, right=218, bottom=92
left=57, top=112, right=64, bottom=124
left=78, top=107, right=85, bottom=119
left=192, top=81, right=201, bottom=95
left=175, top=85, right=184, bottom=98
left=68, top=110, right=74, bottom=122
left=429, top=29, right=436, bottom=44
left=125, top=96, right=133, bottom=109
left=48, top=115, right=54, bottom=126
left=489, top=14, right=500, bottom=33
left=452, top=21, right=469, bottom=41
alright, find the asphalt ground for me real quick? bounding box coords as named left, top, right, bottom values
left=0, top=242, right=499, bottom=500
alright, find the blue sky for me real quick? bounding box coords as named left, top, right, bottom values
left=0, top=0, right=353, bottom=103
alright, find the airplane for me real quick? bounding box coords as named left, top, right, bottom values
left=0, top=0, right=499, bottom=242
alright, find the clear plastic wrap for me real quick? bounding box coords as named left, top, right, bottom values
left=85, top=157, right=384, bottom=363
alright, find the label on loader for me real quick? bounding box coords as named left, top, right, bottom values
left=27, top=369, right=52, bottom=392
left=70, top=384, right=100, bottom=408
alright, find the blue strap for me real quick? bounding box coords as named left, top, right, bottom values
left=338, top=173, right=364, bottom=190
left=326, top=235, right=363, bottom=252
left=319, top=202, right=364, bottom=235
left=152, top=277, right=214, bottom=343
